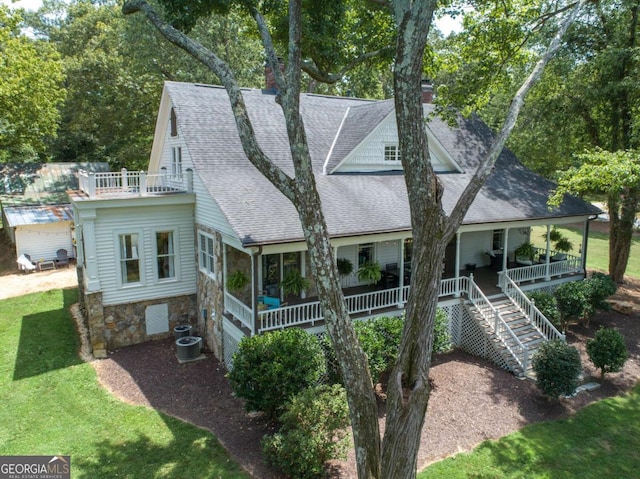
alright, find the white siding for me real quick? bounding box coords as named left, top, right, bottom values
left=337, top=116, right=453, bottom=173
left=94, top=203, right=196, bottom=305
left=336, top=245, right=357, bottom=287
left=377, top=240, right=400, bottom=270
left=459, top=230, right=492, bottom=268
left=15, top=222, right=73, bottom=263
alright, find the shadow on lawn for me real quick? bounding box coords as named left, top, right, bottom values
left=13, top=288, right=81, bottom=380
left=73, top=414, right=251, bottom=479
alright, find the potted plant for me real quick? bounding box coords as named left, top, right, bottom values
left=554, top=236, right=574, bottom=254
left=336, top=258, right=353, bottom=278
left=281, top=268, right=311, bottom=296
left=357, top=261, right=381, bottom=285
left=226, top=269, right=250, bottom=292
left=514, top=241, right=536, bottom=262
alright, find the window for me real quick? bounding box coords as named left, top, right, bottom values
left=199, top=232, right=215, bottom=276
left=119, top=233, right=140, bottom=284
left=156, top=231, right=175, bottom=280
left=171, top=147, right=182, bottom=177
left=492, top=230, right=504, bottom=251
left=357, top=243, right=374, bottom=267
left=384, top=144, right=401, bottom=162
left=170, top=108, right=178, bottom=137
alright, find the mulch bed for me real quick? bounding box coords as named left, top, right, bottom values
left=92, top=306, right=639, bottom=479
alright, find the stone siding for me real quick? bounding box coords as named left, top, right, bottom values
left=83, top=289, right=196, bottom=354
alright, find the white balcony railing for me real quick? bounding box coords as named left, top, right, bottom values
left=78, top=168, right=193, bottom=199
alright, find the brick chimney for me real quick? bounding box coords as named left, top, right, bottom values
left=263, top=58, right=285, bottom=94
left=421, top=79, right=434, bottom=103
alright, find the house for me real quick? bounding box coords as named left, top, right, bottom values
left=70, top=79, right=601, bottom=375
left=1, top=162, right=109, bottom=268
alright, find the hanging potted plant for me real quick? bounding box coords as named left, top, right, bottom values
left=514, top=241, right=536, bottom=262
left=226, top=269, right=250, bottom=292
left=281, top=268, right=311, bottom=296
left=336, top=258, right=353, bottom=278
left=357, top=261, right=381, bottom=285
left=554, top=236, right=574, bottom=253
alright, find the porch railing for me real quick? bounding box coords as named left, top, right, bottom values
left=78, top=168, right=193, bottom=198
left=502, top=275, right=565, bottom=343
left=503, top=256, right=582, bottom=285
left=467, top=275, right=529, bottom=373
left=224, top=292, right=253, bottom=331
left=254, top=277, right=467, bottom=333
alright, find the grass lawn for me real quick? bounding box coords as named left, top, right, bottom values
left=418, top=385, right=640, bottom=478
left=531, top=224, right=640, bottom=278
left=0, top=288, right=250, bottom=479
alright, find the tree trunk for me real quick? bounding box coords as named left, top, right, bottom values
left=608, top=189, right=639, bottom=283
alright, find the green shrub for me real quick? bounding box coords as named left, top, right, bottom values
left=354, top=315, right=403, bottom=382
left=554, top=281, right=590, bottom=330
left=586, top=327, right=628, bottom=378
left=584, top=273, right=617, bottom=323
left=532, top=340, right=582, bottom=398
left=432, top=308, right=453, bottom=355
left=227, top=328, right=326, bottom=418
left=262, top=384, right=350, bottom=479
left=528, top=291, right=561, bottom=330
left=318, top=333, right=343, bottom=386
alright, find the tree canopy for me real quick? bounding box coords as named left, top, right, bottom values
left=0, top=5, right=65, bottom=162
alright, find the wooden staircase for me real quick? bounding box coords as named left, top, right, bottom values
left=470, top=296, right=547, bottom=378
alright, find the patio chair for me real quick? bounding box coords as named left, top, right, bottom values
left=17, top=254, right=36, bottom=273
left=55, top=249, right=69, bottom=268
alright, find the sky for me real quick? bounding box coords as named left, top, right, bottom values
left=2, top=0, right=462, bottom=34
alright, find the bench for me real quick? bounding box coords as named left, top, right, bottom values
left=258, top=295, right=281, bottom=309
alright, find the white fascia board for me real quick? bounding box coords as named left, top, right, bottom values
left=148, top=87, right=172, bottom=172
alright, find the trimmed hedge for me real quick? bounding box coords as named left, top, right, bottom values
left=532, top=339, right=582, bottom=398
left=587, top=327, right=628, bottom=378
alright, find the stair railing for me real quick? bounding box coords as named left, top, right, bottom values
left=502, top=274, right=565, bottom=343
left=467, top=274, right=529, bottom=373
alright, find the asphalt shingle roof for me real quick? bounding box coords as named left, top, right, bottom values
left=164, top=82, right=600, bottom=247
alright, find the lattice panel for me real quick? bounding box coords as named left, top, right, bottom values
left=222, top=319, right=247, bottom=370
left=456, top=302, right=511, bottom=371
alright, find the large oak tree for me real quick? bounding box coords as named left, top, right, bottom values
left=122, top=0, right=585, bottom=477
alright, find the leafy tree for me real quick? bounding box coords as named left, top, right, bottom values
left=586, top=327, right=628, bottom=378
left=533, top=339, right=582, bottom=398
left=528, top=290, right=561, bottom=330
left=554, top=280, right=590, bottom=330
left=550, top=149, right=640, bottom=283
left=0, top=6, right=65, bottom=162
left=123, top=0, right=586, bottom=477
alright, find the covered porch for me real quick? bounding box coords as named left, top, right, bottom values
left=221, top=218, right=589, bottom=335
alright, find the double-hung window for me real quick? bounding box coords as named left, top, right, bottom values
left=171, top=146, right=182, bottom=178
left=119, top=233, right=140, bottom=284
left=156, top=231, right=175, bottom=280
left=199, top=232, right=215, bottom=277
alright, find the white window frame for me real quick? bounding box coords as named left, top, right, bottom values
left=384, top=143, right=401, bottom=163
left=154, top=229, right=179, bottom=282
left=171, top=146, right=182, bottom=178
left=357, top=243, right=375, bottom=268
left=116, top=230, right=144, bottom=288
left=198, top=231, right=216, bottom=278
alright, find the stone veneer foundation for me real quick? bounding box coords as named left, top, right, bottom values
left=81, top=287, right=197, bottom=357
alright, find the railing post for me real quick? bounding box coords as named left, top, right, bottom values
left=494, top=310, right=500, bottom=333
left=161, top=166, right=168, bottom=189
left=140, top=171, right=147, bottom=196
left=121, top=168, right=128, bottom=191
left=185, top=168, right=193, bottom=193
left=522, top=349, right=529, bottom=376
left=88, top=172, right=96, bottom=199
left=529, top=298, right=535, bottom=324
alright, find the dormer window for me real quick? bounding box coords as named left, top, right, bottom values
left=384, top=144, right=401, bottom=162
left=170, top=108, right=178, bottom=137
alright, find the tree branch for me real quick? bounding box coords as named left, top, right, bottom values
left=445, top=0, right=587, bottom=236
left=301, top=47, right=394, bottom=84
left=121, top=0, right=297, bottom=201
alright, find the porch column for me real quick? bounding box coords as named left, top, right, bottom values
left=300, top=251, right=307, bottom=299
left=581, top=219, right=590, bottom=275
left=454, top=232, right=461, bottom=298
left=498, top=228, right=509, bottom=288
left=544, top=225, right=551, bottom=281
left=251, top=250, right=260, bottom=336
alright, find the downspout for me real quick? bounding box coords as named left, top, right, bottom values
left=544, top=224, right=551, bottom=281
left=582, top=216, right=597, bottom=277
left=454, top=232, right=461, bottom=298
